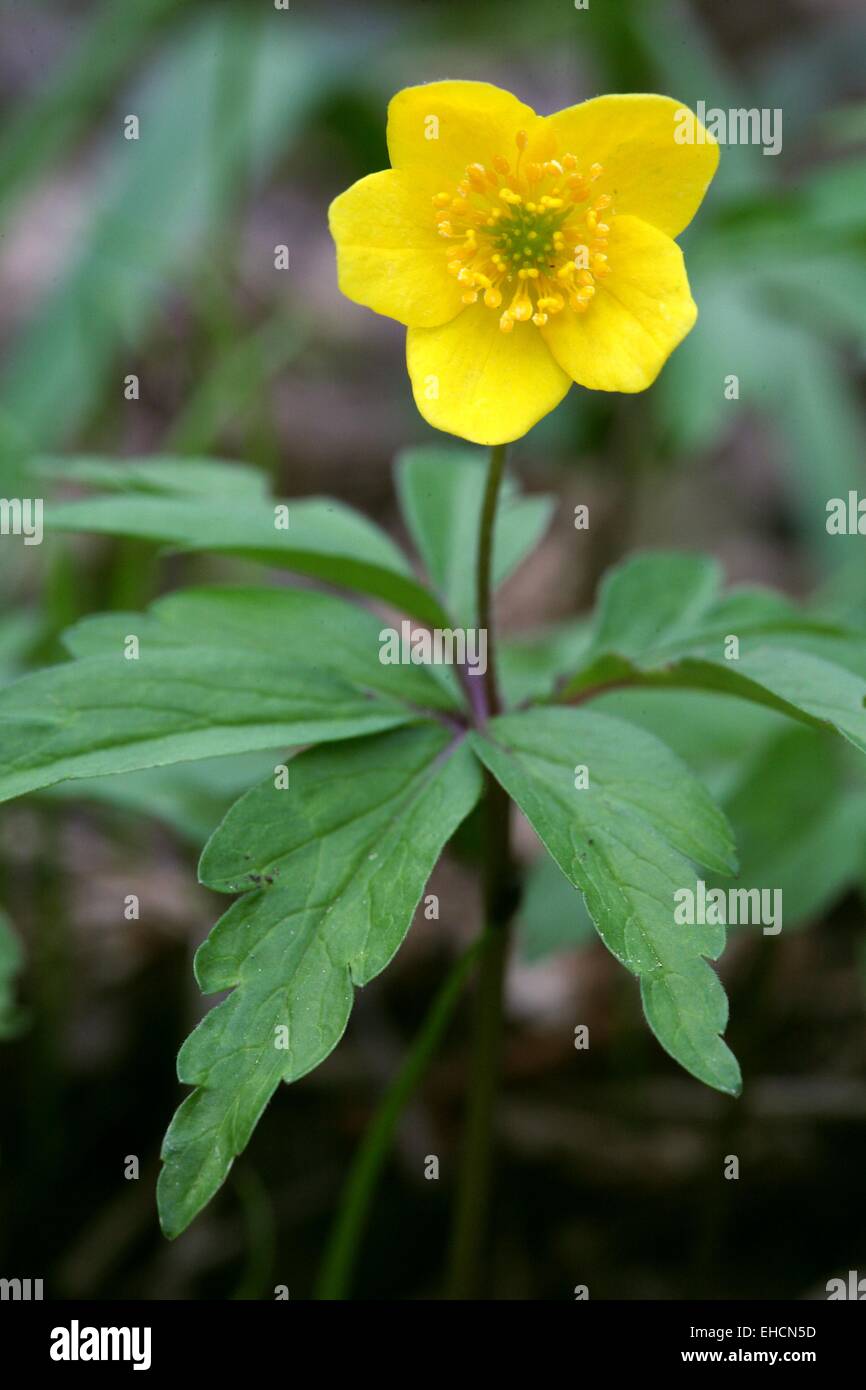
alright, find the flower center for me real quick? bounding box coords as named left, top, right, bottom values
left=433, top=129, right=614, bottom=332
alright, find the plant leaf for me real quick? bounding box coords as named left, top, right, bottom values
left=44, top=491, right=450, bottom=626
left=41, top=752, right=281, bottom=847
left=62, top=585, right=460, bottom=714
left=594, top=687, right=790, bottom=802
left=0, top=644, right=421, bottom=805
left=33, top=454, right=270, bottom=498
left=0, top=10, right=359, bottom=450
left=518, top=847, right=596, bottom=963
left=395, top=445, right=554, bottom=625
left=580, top=552, right=838, bottom=669
left=471, top=708, right=741, bottom=1095
left=500, top=619, right=592, bottom=707
left=712, top=726, right=866, bottom=929
left=585, top=552, right=723, bottom=661
left=563, top=552, right=866, bottom=757
left=0, top=611, right=41, bottom=686
left=157, top=724, right=481, bottom=1238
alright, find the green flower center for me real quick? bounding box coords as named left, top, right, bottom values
left=433, top=130, right=615, bottom=331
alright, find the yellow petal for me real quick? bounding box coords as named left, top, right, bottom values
left=406, top=302, right=571, bottom=446
left=328, top=168, right=464, bottom=329
left=541, top=214, right=697, bottom=393
left=530, top=94, right=718, bottom=238
left=387, top=80, right=539, bottom=186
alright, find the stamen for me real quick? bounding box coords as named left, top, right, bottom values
left=433, top=138, right=615, bottom=332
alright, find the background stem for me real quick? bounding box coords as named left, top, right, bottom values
left=315, top=940, right=482, bottom=1301
left=448, top=441, right=518, bottom=1299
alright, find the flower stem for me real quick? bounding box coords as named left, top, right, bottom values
left=315, top=939, right=483, bottom=1300
left=475, top=442, right=508, bottom=720
left=448, top=441, right=518, bottom=1299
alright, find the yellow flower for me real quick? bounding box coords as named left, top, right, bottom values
left=329, top=82, right=718, bottom=446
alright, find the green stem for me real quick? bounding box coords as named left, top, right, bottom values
left=446, top=882, right=510, bottom=1298
left=315, top=940, right=482, bottom=1301
left=231, top=1166, right=276, bottom=1301
left=475, top=442, right=507, bottom=719
left=448, top=442, right=517, bottom=1299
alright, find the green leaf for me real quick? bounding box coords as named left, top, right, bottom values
left=0, top=10, right=359, bottom=450
left=44, top=491, right=450, bottom=626
left=585, top=551, right=722, bottom=662
left=670, top=647, right=866, bottom=757
left=713, top=727, right=866, bottom=929
left=61, top=585, right=460, bottom=714
left=594, top=688, right=790, bottom=803
left=0, top=910, right=25, bottom=1040
left=500, top=619, right=592, bottom=708
left=0, top=611, right=41, bottom=687
left=33, top=454, right=270, bottom=499
left=0, top=640, right=421, bottom=804
left=591, top=689, right=866, bottom=933
left=157, top=724, right=481, bottom=1238
left=517, top=847, right=596, bottom=963
left=564, top=553, right=866, bottom=758
left=581, top=552, right=837, bottom=669
left=41, top=752, right=281, bottom=846
left=471, top=708, right=741, bottom=1095
left=395, top=446, right=554, bottom=625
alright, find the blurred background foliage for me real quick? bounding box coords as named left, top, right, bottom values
left=1, top=0, right=865, bottom=1300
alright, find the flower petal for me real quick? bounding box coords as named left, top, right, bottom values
left=328, top=168, right=465, bottom=329
left=387, top=81, right=539, bottom=186
left=406, top=302, right=571, bottom=445
left=530, top=94, right=719, bottom=238
left=541, top=214, right=697, bottom=393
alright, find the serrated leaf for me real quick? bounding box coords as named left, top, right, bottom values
left=713, top=726, right=866, bottom=929
left=581, top=551, right=837, bottom=670
left=395, top=445, right=554, bottom=625
left=157, top=724, right=482, bottom=1238
left=564, top=552, right=866, bottom=758
left=44, top=492, right=449, bottom=626
left=470, top=708, right=741, bottom=1095
left=653, top=648, right=866, bottom=755
left=594, top=687, right=790, bottom=802
left=0, top=644, right=419, bottom=805
left=518, top=847, right=596, bottom=964
left=62, top=585, right=460, bottom=714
